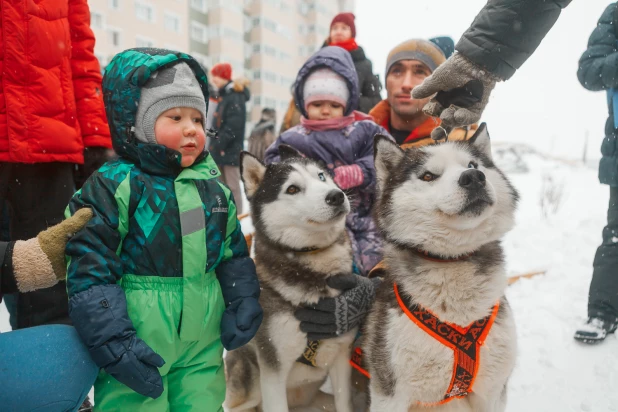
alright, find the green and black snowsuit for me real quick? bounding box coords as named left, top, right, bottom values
left=65, top=49, right=261, bottom=411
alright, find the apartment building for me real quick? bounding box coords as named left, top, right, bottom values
left=88, top=0, right=190, bottom=68
left=88, top=0, right=355, bottom=131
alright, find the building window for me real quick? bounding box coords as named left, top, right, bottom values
left=109, top=0, right=120, bottom=10
left=253, top=44, right=261, bottom=53
left=164, top=13, right=180, bottom=33
left=108, top=28, right=122, bottom=47
left=264, top=45, right=276, bottom=57
left=253, top=71, right=261, bottom=80
left=191, top=0, right=207, bottom=13
left=135, top=2, right=155, bottom=22
left=135, top=36, right=154, bottom=48
left=191, top=21, right=208, bottom=44
left=264, top=72, right=277, bottom=83
left=91, top=12, right=104, bottom=29
left=264, top=19, right=277, bottom=32
left=254, top=96, right=262, bottom=106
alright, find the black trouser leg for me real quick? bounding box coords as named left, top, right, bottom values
left=588, top=186, right=618, bottom=320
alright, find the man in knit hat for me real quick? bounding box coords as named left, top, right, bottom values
left=369, top=37, right=477, bottom=148
left=209, top=62, right=251, bottom=213
left=64, top=50, right=261, bottom=409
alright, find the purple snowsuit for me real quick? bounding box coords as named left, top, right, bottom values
left=263, top=46, right=392, bottom=276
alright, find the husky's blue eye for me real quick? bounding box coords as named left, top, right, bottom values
left=318, top=173, right=326, bottom=182
left=468, top=161, right=478, bottom=169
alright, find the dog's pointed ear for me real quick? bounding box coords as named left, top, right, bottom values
left=468, top=123, right=492, bottom=160
left=240, top=151, right=266, bottom=199
left=279, top=144, right=304, bottom=161
left=374, top=135, right=405, bottom=182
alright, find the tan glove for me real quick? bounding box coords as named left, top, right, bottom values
left=12, top=208, right=93, bottom=292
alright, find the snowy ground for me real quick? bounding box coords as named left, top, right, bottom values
left=501, top=150, right=618, bottom=412
left=1, top=146, right=616, bottom=411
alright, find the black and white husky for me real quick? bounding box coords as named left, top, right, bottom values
left=224, top=145, right=356, bottom=412
left=364, top=124, right=519, bottom=411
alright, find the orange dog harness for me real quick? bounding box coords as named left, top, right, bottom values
left=351, top=283, right=500, bottom=406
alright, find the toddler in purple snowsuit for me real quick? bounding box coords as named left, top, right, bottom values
left=263, top=46, right=392, bottom=276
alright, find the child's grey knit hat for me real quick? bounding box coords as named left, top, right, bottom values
left=135, top=62, right=207, bottom=144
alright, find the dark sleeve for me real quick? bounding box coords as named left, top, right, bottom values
left=65, top=171, right=127, bottom=297
left=217, top=94, right=246, bottom=151
left=262, top=133, right=287, bottom=165
left=64, top=167, right=138, bottom=367
left=456, top=0, right=572, bottom=80
left=0, top=241, right=17, bottom=295
left=354, top=123, right=393, bottom=190
left=578, top=4, right=618, bottom=91
left=357, top=61, right=383, bottom=114
left=215, top=188, right=260, bottom=306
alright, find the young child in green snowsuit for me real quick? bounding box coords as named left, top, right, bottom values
left=65, top=49, right=263, bottom=411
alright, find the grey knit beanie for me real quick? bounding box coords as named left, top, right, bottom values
left=135, top=62, right=207, bottom=144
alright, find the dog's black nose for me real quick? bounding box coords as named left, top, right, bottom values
left=458, top=169, right=486, bottom=189
left=325, top=190, right=345, bottom=206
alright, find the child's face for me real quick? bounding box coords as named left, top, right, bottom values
left=154, top=107, right=206, bottom=167
left=306, top=101, right=345, bottom=120
left=330, top=23, right=352, bottom=43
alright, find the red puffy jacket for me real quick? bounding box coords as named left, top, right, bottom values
left=0, top=0, right=111, bottom=164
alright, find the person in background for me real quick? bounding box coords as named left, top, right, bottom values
left=325, top=12, right=382, bottom=114
left=573, top=3, right=618, bottom=344
left=264, top=46, right=390, bottom=278
left=0, top=209, right=99, bottom=412
left=248, top=107, right=277, bottom=161
left=369, top=37, right=477, bottom=148
left=411, top=0, right=572, bottom=140
left=209, top=63, right=251, bottom=214
left=0, top=0, right=112, bottom=330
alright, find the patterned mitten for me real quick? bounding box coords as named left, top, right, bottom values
left=295, top=274, right=380, bottom=340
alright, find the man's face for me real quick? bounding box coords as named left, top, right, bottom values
left=386, top=60, right=432, bottom=118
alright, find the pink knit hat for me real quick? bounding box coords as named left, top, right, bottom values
left=303, top=68, right=349, bottom=111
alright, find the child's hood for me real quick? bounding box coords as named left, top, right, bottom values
left=293, top=46, right=360, bottom=118
left=102, top=48, right=210, bottom=174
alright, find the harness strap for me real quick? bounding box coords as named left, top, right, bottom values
left=394, top=283, right=499, bottom=406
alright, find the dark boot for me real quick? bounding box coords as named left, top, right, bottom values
left=574, top=316, right=618, bottom=344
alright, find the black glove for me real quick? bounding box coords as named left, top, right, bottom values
left=91, top=334, right=166, bottom=399
left=295, top=274, right=380, bottom=340
left=220, top=297, right=263, bottom=351
left=74, top=147, right=115, bottom=189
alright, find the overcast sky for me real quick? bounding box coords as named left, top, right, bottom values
left=355, top=0, right=611, bottom=160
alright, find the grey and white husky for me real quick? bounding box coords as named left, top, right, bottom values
left=224, top=145, right=356, bottom=412
left=364, top=124, right=519, bottom=412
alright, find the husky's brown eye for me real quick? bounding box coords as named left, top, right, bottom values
left=286, top=185, right=300, bottom=195
left=421, top=172, right=436, bottom=182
